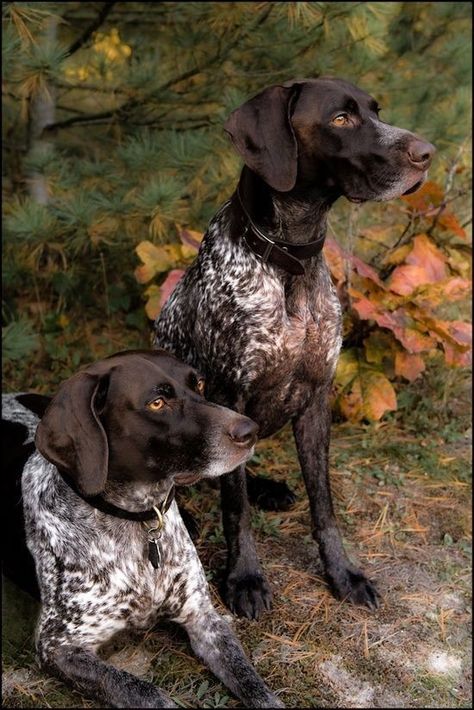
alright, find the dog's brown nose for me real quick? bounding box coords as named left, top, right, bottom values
left=227, top=416, right=259, bottom=447
left=407, top=138, right=436, bottom=170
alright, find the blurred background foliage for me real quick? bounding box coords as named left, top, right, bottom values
left=2, top=1, right=472, bottom=422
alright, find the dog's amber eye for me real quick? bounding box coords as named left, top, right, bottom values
left=148, top=398, right=165, bottom=411
left=197, top=379, right=205, bottom=395
left=332, top=114, right=349, bottom=126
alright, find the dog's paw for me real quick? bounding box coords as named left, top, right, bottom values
left=329, top=566, right=381, bottom=610
left=246, top=473, right=296, bottom=511
left=223, top=572, right=273, bottom=620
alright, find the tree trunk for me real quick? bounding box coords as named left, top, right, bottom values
left=27, top=16, right=58, bottom=205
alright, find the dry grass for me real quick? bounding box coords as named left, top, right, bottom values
left=2, top=379, right=472, bottom=708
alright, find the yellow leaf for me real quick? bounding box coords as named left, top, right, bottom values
left=143, top=285, right=161, bottom=321
left=339, top=378, right=363, bottom=422
left=394, top=351, right=425, bottom=382
left=382, top=243, right=412, bottom=267
left=336, top=352, right=397, bottom=422
left=335, top=349, right=359, bottom=389
left=364, top=332, right=395, bottom=364
left=362, top=371, right=397, bottom=421
left=135, top=241, right=183, bottom=283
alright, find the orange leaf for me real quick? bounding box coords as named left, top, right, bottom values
left=387, top=264, right=429, bottom=295
left=324, top=237, right=346, bottom=283
left=405, top=234, right=447, bottom=281
left=401, top=180, right=444, bottom=211
left=443, top=344, right=472, bottom=367
left=411, top=277, right=471, bottom=309
left=395, top=351, right=425, bottom=382
left=352, top=254, right=385, bottom=288
left=362, top=371, right=397, bottom=421
left=339, top=379, right=363, bottom=422
left=335, top=350, right=397, bottom=422
left=324, top=237, right=385, bottom=288
left=394, top=327, right=436, bottom=353
left=437, top=212, right=467, bottom=239
left=339, top=370, right=397, bottom=422
left=422, top=317, right=472, bottom=350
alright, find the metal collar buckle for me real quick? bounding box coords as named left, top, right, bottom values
left=142, top=487, right=173, bottom=570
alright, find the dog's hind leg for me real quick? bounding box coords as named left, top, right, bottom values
left=246, top=469, right=297, bottom=511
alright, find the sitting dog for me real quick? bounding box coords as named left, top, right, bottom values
left=2, top=349, right=283, bottom=708
left=153, top=77, right=435, bottom=619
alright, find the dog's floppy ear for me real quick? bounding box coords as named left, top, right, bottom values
left=224, top=84, right=301, bottom=192
left=35, top=371, right=110, bottom=497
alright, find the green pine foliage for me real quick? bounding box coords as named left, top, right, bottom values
left=2, top=1, right=472, bottom=392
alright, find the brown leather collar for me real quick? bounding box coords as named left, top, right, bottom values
left=237, top=187, right=326, bottom=275
left=59, top=469, right=175, bottom=522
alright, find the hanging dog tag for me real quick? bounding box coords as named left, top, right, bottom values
left=148, top=537, right=161, bottom=569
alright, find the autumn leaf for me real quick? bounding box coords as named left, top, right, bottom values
left=381, top=243, right=412, bottom=267
left=443, top=344, right=472, bottom=367
left=143, top=269, right=185, bottom=320
left=402, top=180, right=444, bottom=210
left=335, top=349, right=359, bottom=388
left=411, top=277, right=471, bottom=309
left=387, top=264, right=430, bottom=296
left=394, top=327, right=437, bottom=353
left=395, top=351, right=425, bottom=381
left=421, top=317, right=472, bottom=351
left=177, top=224, right=203, bottom=251
left=159, top=269, right=184, bottom=308
left=405, top=234, right=447, bottom=280
left=324, top=237, right=346, bottom=283
left=335, top=349, right=397, bottom=421
left=143, top=284, right=161, bottom=320
left=135, top=240, right=193, bottom=284
left=446, top=247, right=472, bottom=278
left=339, top=378, right=363, bottom=421
left=352, top=254, right=385, bottom=288
left=437, top=211, right=467, bottom=239
left=338, top=370, right=397, bottom=422
left=324, top=236, right=385, bottom=287
left=387, top=234, right=447, bottom=294
left=363, top=331, right=396, bottom=365
left=362, top=371, right=397, bottom=420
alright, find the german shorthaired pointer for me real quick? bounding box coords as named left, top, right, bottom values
left=2, top=350, right=282, bottom=708
left=153, top=77, right=435, bottom=619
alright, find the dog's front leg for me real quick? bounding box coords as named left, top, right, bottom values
left=221, top=463, right=272, bottom=619
left=292, top=388, right=380, bottom=609
left=39, top=642, right=177, bottom=708
left=181, top=603, right=284, bottom=708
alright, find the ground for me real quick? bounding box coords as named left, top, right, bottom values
left=2, top=367, right=471, bottom=709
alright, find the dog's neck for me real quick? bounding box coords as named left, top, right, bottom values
left=238, top=166, right=337, bottom=245
left=101, top=478, right=173, bottom=514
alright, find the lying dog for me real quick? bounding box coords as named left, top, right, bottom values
left=2, top=350, right=283, bottom=708
left=153, top=77, right=435, bottom=619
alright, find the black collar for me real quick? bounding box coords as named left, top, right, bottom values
left=236, top=186, right=326, bottom=276
left=59, top=470, right=175, bottom=522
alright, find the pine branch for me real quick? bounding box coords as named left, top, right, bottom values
left=66, top=2, right=116, bottom=57
left=42, top=4, right=274, bottom=134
